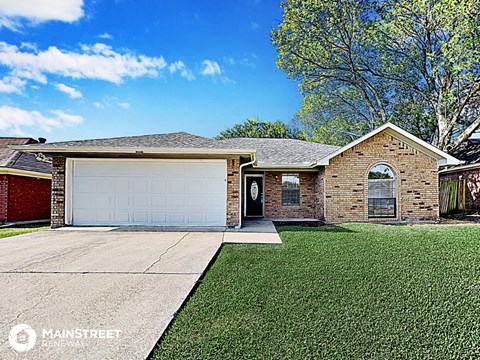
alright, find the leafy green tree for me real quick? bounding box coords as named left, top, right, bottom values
left=272, top=0, right=480, bottom=151
left=216, top=117, right=306, bottom=140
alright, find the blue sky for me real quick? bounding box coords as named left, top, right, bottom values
left=0, top=0, right=301, bottom=142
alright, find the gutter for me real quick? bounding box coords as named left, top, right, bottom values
left=253, top=162, right=318, bottom=169
left=9, top=145, right=256, bottom=156
left=236, top=153, right=257, bottom=229
left=439, top=162, right=478, bottom=175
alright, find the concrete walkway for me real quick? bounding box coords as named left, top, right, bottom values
left=223, top=220, right=282, bottom=244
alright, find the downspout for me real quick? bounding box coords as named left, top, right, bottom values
left=235, top=153, right=256, bottom=229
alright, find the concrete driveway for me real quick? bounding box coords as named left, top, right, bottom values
left=0, top=229, right=223, bottom=360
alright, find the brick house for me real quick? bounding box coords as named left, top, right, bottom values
left=14, top=123, right=459, bottom=228
left=0, top=138, right=52, bottom=223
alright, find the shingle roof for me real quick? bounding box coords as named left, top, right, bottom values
left=0, top=138, right=51, bottom=174
left=17, top=132, right=341, bottom=167
left=39, top=132, right=224, bottom=149
left=450, top=139, right=480, bottom=164
left=217, top=138, right=340, bottom=166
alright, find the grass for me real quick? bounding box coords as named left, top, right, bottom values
left=0, top=224, right=49, bottom=239
left=153, top=224, right=480, bottom=359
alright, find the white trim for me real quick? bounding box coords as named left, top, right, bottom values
left=244, top=174, right=265, bottom=218
left=439, top=163, right=480, bottom=174
left=11, top=145, right=255, bottom=157
left=64, top=158, right=229, bottom=163
left=251, top=167, right=319, bottom=172
left=0, top=167, right=51, bottom=180
left=65, top=159, right=74, bottom=225
left=253, top=163, right=318, bottom=169
left=316, top=123, right=461, bottom=167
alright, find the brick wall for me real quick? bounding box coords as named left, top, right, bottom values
left=324, top=132, right=439, bottom=222
left=264, top=171, right=317, bottom=219
left=5, top=175, right=51, bottom=222
left=0, top=175, right=7, bottom=222
left=0, top=175, right=51, bottom=223
left=440, top=169, right=480, bottom=209
left=51, top=157, right=66, bottom=228
left=314, top=169, right=325, bottom=220
left=226, top=158, right=240, bottom=226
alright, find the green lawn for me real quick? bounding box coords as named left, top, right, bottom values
left=153, top=224, right=480, bottom=359
left=0, top=224, right=48, bottom=239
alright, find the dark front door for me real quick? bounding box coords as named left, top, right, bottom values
left=245, top=176, right=263, bottom=217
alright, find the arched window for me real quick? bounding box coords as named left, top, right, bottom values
left=368, top=164, right=396, bottom=218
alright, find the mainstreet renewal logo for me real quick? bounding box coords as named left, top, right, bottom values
left=9, top=324, right=36, bottom=352
left=9, top=324, right=122, bottom=352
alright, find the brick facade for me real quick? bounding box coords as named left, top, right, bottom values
left=226, top=158, right=240, bottom=226
left=0, top=174, right=51, bottom=223
left=324, top=132, right=439, bottom=222
left=264, top=171, right=317, bottom=219
left=51, top=157, right=66, bottom=228
left=0, top=175, right=7, bottom=222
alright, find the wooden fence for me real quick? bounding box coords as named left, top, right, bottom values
left=439, top=179, right=466, bottom=215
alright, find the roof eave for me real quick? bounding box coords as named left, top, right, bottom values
left=10, top=145, right=256, bottom=157
left=0, top=167, right=51, bottom=179
left=253, top=162, right=318, bottom=169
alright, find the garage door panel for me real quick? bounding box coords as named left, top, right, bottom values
left=133, top=212, right=149, bottom=222
left=72, top=160, right=227, bottom=226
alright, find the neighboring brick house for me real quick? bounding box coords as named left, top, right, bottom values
left=0, top=138, right=52, bottom=223
left=439, top=140, right=480, bottom=209
left=14, top=123, right=459, bottom=228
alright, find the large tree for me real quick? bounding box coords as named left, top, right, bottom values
left=215, top=117, right=305, bottom=140
left=272, top=0, right=480, bottom=150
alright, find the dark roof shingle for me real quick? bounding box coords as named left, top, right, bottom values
left=451, top=139, right=480, bottom=164
left=19, top=132, right=340, bottom=167
left=40, top=132, right=224, bottom=149
left=217, top=138, right=340, bottom=166
left=0, top=138, right=51, bottom=174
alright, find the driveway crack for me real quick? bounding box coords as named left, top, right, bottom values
left=8, top=282, right=59, bottom=327
left=143, top=232, right=189, bottom=273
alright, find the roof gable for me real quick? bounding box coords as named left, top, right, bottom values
left=316, top=123, right=460, bottom=167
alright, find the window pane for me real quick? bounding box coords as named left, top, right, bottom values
left=368, top=165, right=396, bottom=218
left=368, top=198, right=396, bottom=217
left=368, top=179, right=395, bottom=198
left=368, top=165, right=394, bottom=179
left=282, top=174, right=300, bottom=206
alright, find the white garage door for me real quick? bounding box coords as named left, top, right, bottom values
left=71, top=160, right=227, bottom=226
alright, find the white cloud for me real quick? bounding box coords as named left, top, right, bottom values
left=0, top=105, right=83, bottom=135
left=0, top=76, right=25, bottom=93
left=169, top=60, right=195, bottom=81
left=250, top=21, right=259, bottom=30
left=93, top=96, right=130, bottom=110
left=50, top=109, right=83, bottom=124
left=200, top=60, right=222, bottom=76
left=97, top=33, right=113, bottom=39
left=117, top=101, right=130, bottom=109
left=222, top=53, right=257, bottom=69
left=0, top=0, right=84, bottom=30
left=55, top=83, right=82, bottom=98
left=0, top=42, right=168, bottom=85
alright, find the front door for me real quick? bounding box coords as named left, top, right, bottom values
left=245, top=176, right=263, bottom=217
